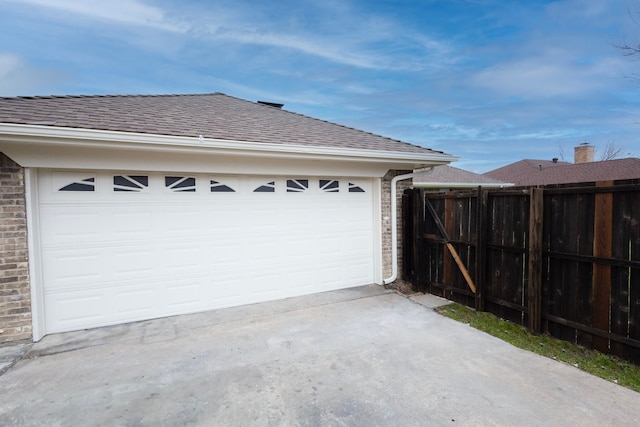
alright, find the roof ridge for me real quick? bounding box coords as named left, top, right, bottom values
left=542, top=157, right=640, bottom=168
left=0, top=93, right=225, bottom=101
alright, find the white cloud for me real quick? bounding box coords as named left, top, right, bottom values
left=214, top=29, right=386, bottom=70
left=5, top=0, right=185, bottom=31
left=469, top=52, right=624, bottom=99
left=171, top=2, right=457, bottom=71
left=5, top=0, right=456, bottom=71
left=0, top=53, right=65, bottom=95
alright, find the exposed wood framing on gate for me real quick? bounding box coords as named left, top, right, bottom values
left=443, top=196, right=455, bottom=299
left=446, top=244, right=476, bottom=294
left=424, top=198, right=476, bottom=294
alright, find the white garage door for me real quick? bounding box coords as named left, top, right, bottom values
left=37, top=170, right=376, bottom=333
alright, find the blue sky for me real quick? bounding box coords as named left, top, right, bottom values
left=1, top=0, right=639, bottom=172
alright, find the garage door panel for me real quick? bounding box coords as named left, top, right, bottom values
left=45, top=291, right=106, bottom=328
left=165, top=281, right=204, bottom=309
left=112, top=248, right=157, bottom=276
left=163, top=245, right=205, bottom=273
left=319, top=265, right=344, bottom=286
left=38, top=172, right=376, bottom=333
left=161, top=210, right=205, bottom=236
left=42, top=250, right=104, bottom=287
left=202, top=277, right=245, bottom=303
left=347, top=260, right=373, bottom=281
left=39, top=208, right=101, bottom=245
left=343, top=235, right=372, bottom=252
left=111, top=210, right=155, bottom=236
left=114, top=286, right=156, bottom=314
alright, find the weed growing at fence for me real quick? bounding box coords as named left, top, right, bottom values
left=436, top=303, right=640, bottom=393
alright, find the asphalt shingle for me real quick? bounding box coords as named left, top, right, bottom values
left=0, top=93, right=445, bottom=156
left=414, top=165, right=510, bottom=186
left=484, top=158, right=640, bottom=186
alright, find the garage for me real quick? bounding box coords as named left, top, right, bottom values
left=0, top=93, right=456, bottom=342
left=37, top=170, right=375, bottom=333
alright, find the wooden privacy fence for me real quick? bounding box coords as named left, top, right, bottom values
left=403, top=180, right=640, bottom=363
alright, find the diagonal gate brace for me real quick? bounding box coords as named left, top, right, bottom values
left=424, top=198, right=477, bottom=294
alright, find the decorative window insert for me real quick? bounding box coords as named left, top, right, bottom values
left=286, top=179, right=309, bottom=193
left=319, top=180, right=339, bottom=193
left=254, top=181, right=276, bottom=193
left=165, top=176, right=196, bottom=192
left=59, top=178, right=95, bottom=192
left=210, top=180, right=235, bottom=193
left=113, top=175, right=149, bottom=192
left=348, top=183, right=365, bottom=193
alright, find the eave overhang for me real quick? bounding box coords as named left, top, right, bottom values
left=0, top=124, right=457, bottom=177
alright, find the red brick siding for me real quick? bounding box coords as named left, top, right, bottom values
left=0, top=153, right=31, bottom=342
left=381, top=169, right=412, bottom=281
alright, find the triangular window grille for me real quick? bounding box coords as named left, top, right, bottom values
left=165, top=176, right=196, bottom=192
left=210, top=180, right=235, bottom=192
left=254, top=181, right=276, bottom=193
left=114, top=175, right=149, bottom=192
left=286, top=179, right=309, bottom=193
left=319, top=180, right=339, bottom=192
left=348, top=183, right=365, bottom=193
left=59, top=178, right=95, bottom=192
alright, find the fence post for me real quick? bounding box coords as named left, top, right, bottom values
left=411, top=189, right=425, bottom=291
left=475, top=187, right=487, bottom=311
left=592, top=181, right=614, bottom=352
left=527, top=188, right=543, bottom=333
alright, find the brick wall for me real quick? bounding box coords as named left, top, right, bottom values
left=0, top=153, right=31, bottom=343
left=381, top=169, right=412, bottom=281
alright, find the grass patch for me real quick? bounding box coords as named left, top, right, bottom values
left=436, top=303, right=640, bottom=393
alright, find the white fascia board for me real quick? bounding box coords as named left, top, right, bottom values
left=0, top=124, right=457, bottom=170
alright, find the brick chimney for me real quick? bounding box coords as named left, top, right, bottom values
left=574, top=143, right=594, bottom=164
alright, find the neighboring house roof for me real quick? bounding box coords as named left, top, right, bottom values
left=0, top=93, right=447, bottom=156
left=413, top=165, right=512, bottom=189
left=484, top=158, right=640, bottom=186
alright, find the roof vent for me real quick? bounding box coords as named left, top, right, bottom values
left=257, top=101, right=284, bottom=109
left=552, top=157, right=558, bottom=163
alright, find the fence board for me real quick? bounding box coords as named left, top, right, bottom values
left=545, top=192, right=577, bottom=341
left=476, top=188, right=488, bottom=311
left=576, top=192, right=595, bottom=348
left=528, top=188, right=543, bottom=333
left=632, top=191, right=640, bottom=359
left=592, top=182, right=613, bottom=351
left=480, top=193, right=526, bottom=323
left=610, top=189, right=631, bottom=358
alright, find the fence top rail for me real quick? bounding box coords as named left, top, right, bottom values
left=423, top=189, right=531, bottom=199
left=541, top=183, right=640, bottom=195
left=420, top=182, right=640, bottom=199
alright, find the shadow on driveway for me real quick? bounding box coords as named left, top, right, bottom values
left=1, top=285, right=638, bottom=426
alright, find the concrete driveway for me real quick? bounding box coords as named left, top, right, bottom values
left=1, top=285, right=638, bottom=426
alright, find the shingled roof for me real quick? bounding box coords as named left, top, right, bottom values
left=414, top=165, right=511, bottom=188
left=0, top=93, right=445, bottom=156
left=484, top=158, right=640, bottom=186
